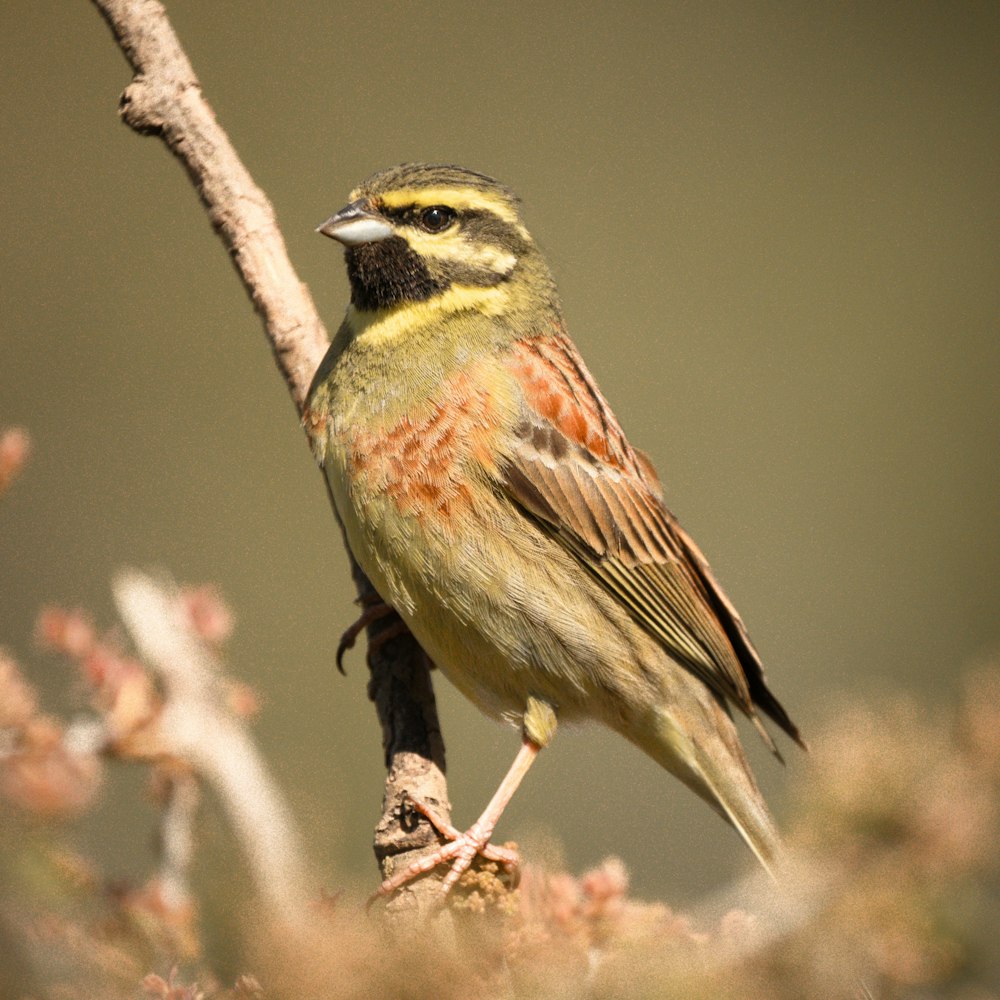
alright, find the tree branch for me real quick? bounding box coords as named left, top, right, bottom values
left=114, top=569, right=309, bottom=922
left=92, top=0, right=325, bottom=409
left=90, top=0, right=451, bottom=910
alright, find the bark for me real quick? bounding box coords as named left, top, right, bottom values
left=91, top=0, right=450, bottom=913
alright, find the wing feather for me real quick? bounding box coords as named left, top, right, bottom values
left=499, top=333, right=805, bottom=751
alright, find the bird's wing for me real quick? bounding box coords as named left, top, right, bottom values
left=497, top=331, right=804, bottom=751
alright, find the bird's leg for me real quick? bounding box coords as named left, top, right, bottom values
left=372, top=737, right=541, bottom=901
left=336, top=594, right=407, bottom=674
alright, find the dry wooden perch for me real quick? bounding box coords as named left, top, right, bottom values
left=91, top=0, right=452, bottom=913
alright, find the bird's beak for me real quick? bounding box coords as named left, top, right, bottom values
left=316, top=200, right=393, bottom=246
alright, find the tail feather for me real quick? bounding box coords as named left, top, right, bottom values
left=700, top=760, right=783, bottom=879
left=626, top=692, right=785, bottom=879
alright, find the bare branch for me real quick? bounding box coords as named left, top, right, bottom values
left=91, top=0, right=324, bottom=409
left=156, top=765, right=200, bottom=913
left=114, top=569, right=308, bottom=922
left=89, top=0, right=451, bottom=910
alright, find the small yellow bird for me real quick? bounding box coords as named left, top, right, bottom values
left=306, top=164, right=804, bottom=897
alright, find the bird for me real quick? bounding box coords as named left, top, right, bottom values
left=305, top=163, right=805, bottom=898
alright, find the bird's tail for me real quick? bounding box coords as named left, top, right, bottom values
left=626, top=695, right=784, bottom=879
left=695, top=743, right=783, bottom=879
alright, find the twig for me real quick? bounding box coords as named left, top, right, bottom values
left=89, top=0, right=451, bottom=911
left=92, top=0, right=325, bottom=410
left=113, top=569, right=308, bottom=922
left=156, top=765, right=199, bottom=913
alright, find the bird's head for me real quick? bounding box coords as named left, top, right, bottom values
left=317, top=163, right=556, bottom=315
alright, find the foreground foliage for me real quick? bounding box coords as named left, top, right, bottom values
left=2, top=429, right=998, bottom=998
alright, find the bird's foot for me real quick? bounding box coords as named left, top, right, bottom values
left=336, top=595, right=408, bottom=673
left=371, top=795, right=520, bottom=903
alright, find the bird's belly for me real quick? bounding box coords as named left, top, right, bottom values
left=325, top=439, right=658, bottom=728
left=327, top=466, right=533, bottom=718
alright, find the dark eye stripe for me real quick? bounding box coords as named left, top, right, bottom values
left=459, top=212, right=533, bottom=255
left=377, top=201, right=516, bottom=236
left=377, top=203, right=413, bottom=223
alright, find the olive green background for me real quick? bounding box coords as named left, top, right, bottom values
left=2, top=0, right=998, bottom=919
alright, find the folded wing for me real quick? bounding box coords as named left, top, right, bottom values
left=498, top=331, right=805, bottom=754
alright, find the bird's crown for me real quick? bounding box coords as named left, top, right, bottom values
left=351, top=162, right=521, bottom=220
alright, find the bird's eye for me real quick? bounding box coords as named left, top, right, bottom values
left=418, top=206, right=456, bottom=233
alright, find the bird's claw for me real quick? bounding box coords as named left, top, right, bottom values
left=370, top=794, right=520, bottom=905
left=336, top=595, right=406, bottom=674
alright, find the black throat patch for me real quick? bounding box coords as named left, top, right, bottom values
left=345, top=236, right=446, bottom=311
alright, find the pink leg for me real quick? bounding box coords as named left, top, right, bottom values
left=373, top=738, right=541, bottom=901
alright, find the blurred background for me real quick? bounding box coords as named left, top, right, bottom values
left=1, top=0, right=997, bottom=952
